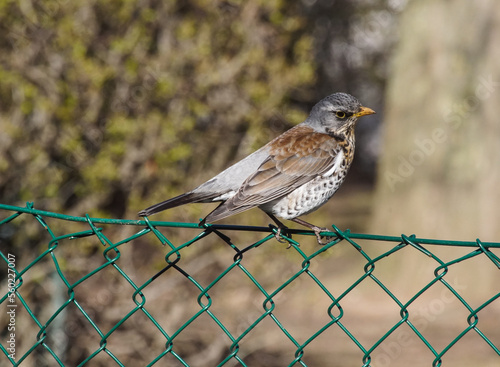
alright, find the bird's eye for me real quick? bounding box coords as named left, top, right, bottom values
left=335, top=111, right=346, bottom=119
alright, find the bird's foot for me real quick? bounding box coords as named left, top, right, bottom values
left=290, top=218, right=334, bottom=246
left=266, top=213, right=296, bottom=247
left=270, top=225, right=294, bottom=248
left=312, top=226, right=334, bottom=246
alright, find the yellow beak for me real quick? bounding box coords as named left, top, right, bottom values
left=355, top=106, right=376, bottom=117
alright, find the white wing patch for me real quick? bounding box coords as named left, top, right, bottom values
left=322, top=150, right=344, bottom=178
left=212, top=191, right=237, bottom=201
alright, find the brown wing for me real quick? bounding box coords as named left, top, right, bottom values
left=204, top=126, right=343, bottom=222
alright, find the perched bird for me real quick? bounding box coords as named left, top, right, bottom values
left=139, top=93, right=375, bottom=244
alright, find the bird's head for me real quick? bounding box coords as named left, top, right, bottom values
left=305, top=92, right=375, bottom=136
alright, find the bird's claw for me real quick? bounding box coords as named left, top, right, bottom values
left=272, top=226, right=295, bottom=248
left=313, top=227, right=334, bottom=246
left=274, top=229, right=288, bottom=243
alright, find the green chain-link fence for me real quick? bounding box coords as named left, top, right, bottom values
left=1, top=202, right=499, bottom=367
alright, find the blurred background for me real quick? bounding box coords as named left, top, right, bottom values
left=1, top=0, right=500, bottom=366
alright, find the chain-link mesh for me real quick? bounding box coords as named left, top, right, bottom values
left=1, top=202, right=499, bottom=366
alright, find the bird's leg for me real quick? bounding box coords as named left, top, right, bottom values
left=291, top=218, right=333, bottom=245
left=266, top=213, right=292, bottom=244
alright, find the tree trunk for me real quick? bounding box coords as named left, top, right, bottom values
left=371, top=0, right=500, bottom=242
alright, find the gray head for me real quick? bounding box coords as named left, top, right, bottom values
left=305, top=93, right=375, bottom=135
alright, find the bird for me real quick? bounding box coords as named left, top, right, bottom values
left=139, top=92, right=375, bottom=244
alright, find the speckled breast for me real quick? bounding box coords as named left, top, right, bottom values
left=260, top=145, right=354, bottom=220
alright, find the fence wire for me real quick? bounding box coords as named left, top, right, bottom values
left=1, top=202, right=500, bottom=367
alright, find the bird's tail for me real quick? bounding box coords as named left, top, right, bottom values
left=138, top=192, right=220, bottom=217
